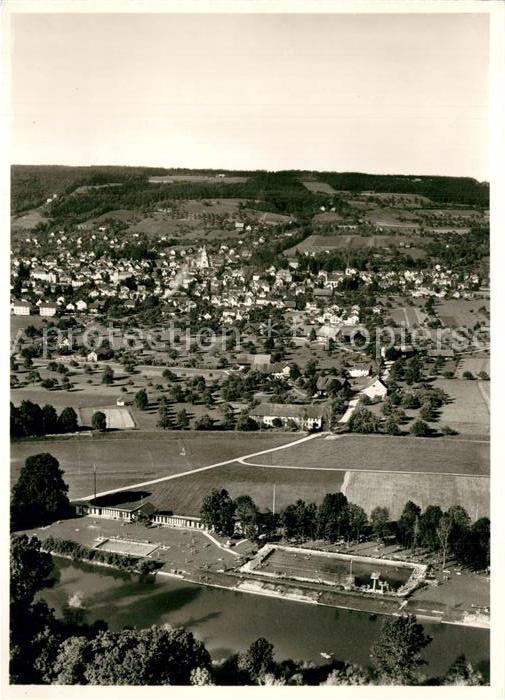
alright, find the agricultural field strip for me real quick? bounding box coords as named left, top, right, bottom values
left=81, top=431, right=324, bottom=501
left=238, top=457, right=490, bottom=479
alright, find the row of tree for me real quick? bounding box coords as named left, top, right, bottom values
left=11, top=400, right=79, bottom=438
left=10, top=534, right=486, bottom=685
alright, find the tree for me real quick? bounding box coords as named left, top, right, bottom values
left=58, top=406, right=78, bottom=433
left=102, top=366, right=114, bottom=385
left=384, top=418, right=400, bottom=435
left=348, top=408, right=380, bottom=434
left=195, top=414, right=213, bottom=430
left=436, top=514, right=453, bottom=571
left=176, top=408, right=190, bottom=429
left=10, top=534, right=61, bottom=684
left=237, top=637, right=275, bottom=683
left=10, top=534, right=53, bottom=608
left=398, top=501, right=421, bottom=548
left=236, top=413, right=259, bottom=431
left=54, top=626, right=211, bottom=685
left=370, top=615, right=431, bottom=685
left=410, top=419, right=430, bottom=437
left=134, top=389, right=148, bottom=410
left=41, top=404, right=58, bottom=434
left=462, top=371, right=474, bottom=380
left=220, top=403, right=236, bottom=430
left=419, top=505, right=443, bottom=551
left=235, top=495, right=260, bottom=540
left=157, top=396, right=172, bottom=429
left=11, top=453, right=70, bottom=530
left=443, top=655, right=484, bottom=686
left=282, top=500, right=316, bottom=540
left=347, top=503, right=368, bottom=541
left=200, top=488, right=236, bottom=536
left=323, top=663, right=370, bottom=685
left=91, top=411, right=107, bottom=432
left=371, top=506, right=390, bottom=542
left=317, top=493, right=349, bottom=541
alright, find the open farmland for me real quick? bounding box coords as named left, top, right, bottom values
left=433, top=378, right=489, bottom=435
left=283, top=234, right=429, bottom=257
left=148, top=175, right=248, bottom=184
left=11, top=432, right=296, bottom=500
left=11, top=208, right=49, bottom=230
left=300, top=180, right=337, bottom=194
left=123, top=463, right=347, bottom=517
left=455, top=356, right=490, bottom=379
left=389, top=304, right=427, bottom=328
left=343, top=471, right=489, bottom=520
left=435, top=298, right=490, bottom=328
left=243, top=434, right=489, bottom=476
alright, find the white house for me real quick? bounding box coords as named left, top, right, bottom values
left=348, top=362, right=371, bottom=378
left=11, top=300, right=32, bottom=316
left=361, top=377, right=388, bottom=400
left=39, top=302, right=57, bottom=317
left=251, top=403, right=325, bottom=431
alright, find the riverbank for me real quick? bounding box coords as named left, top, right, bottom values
left=38, top=557, right=490, bottom=680
left=22, top=516, right=490, bottom=630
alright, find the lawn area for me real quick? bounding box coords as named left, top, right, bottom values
left=20, top=516, right=238, bottom=574
left=343, top=471, right=489, bottom=520
left=128, top=463, right=347, bottom=517
left=433, top=378, right=489, bottom=435
left=244, top=434, right=489, bottom=476
left=11, top=432, right=296, bottom=500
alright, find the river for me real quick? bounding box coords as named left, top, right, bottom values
left=39, top=557, right=489, bottom=679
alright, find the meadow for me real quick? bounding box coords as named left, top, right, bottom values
left=343, top=471, right=489, bottom=520
left=244, top=434, right=489, bottom=476
left=11, top=432, right=296, bottom=500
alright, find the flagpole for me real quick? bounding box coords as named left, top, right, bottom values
left=93, top=463, right=96, bottom=502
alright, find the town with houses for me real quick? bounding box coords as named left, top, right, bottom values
left=10, top=166, right=491, bottom=687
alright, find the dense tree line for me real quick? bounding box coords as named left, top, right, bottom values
left=10, top=535, right=486, bottom=685
left=11, top=400, right=79, bottom=438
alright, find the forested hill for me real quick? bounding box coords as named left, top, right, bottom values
left=11, top=164, right=489, bottom=216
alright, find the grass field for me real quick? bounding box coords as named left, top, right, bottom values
left=455, top=357, right=490, bottom=379
left=300, top=180, right=337, bottom=194
left=390, top=305, right=427, bottom=328
left=11, top=432, right=296, bottom=499
left=284, top=234, right=429, bottom=257
left=244, top=434, right=489, bottom=476
left=343, top=471, right=489, bottom=520
left=435, top=298, right=489, bottom=328
left=127, top=463, right=347, bottom=517
left=433, top=378, right=489, bottom=435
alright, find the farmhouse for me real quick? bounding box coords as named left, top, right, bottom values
left=11, top=300, right=32, bottom=316
left=361, top=377, right=388, bottom=400
left=251, top=403, right=325, bottom=430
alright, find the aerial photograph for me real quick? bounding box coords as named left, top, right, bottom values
left=5, top=4, right=498, bottom=693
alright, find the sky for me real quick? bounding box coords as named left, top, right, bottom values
left=10, top=12, right=489, bottom=178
